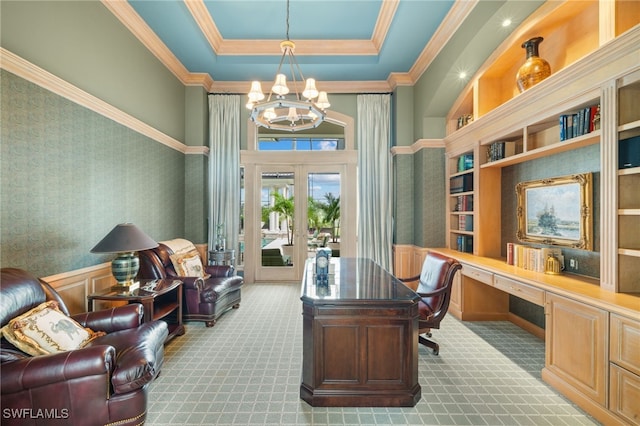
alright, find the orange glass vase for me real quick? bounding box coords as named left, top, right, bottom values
left=516, top=37, right=551, bottom=92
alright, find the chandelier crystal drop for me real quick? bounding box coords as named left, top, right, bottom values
left=246, top=0, right=330, bottom=132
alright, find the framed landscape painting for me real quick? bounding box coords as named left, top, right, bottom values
left=516, top=173, right=593, bottom=250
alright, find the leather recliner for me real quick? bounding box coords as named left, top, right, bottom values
left=0, top=268, right=168, bottom=426
left=138, top=241, right=244, bottom=327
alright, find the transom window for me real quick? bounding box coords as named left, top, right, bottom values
left=257, top=137, right=344, bottom=151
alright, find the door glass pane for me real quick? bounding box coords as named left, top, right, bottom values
left=308, top=173, right=341, bottom=257
left=260, top=171, right=294, bottom=267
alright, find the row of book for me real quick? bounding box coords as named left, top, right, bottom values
left=456, top=235, right=473, bottom=253
left=486, top=140, right=520, bottom=162
left=559, top=104, right=599, bottom=141
left=453, top=195, right=473, bottom=212
left=458, top=215, right=473, bottom=232
left=457, top=154, right=474, bottom=172
left=506, top=243, right=563, bottom=273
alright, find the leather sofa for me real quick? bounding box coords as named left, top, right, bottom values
left=138, top=240, right=243, bottom=327
left=0, top=268, right=168, bottom=426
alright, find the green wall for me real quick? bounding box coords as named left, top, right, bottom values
left=1, top=71, right=186, bottom=277
left=0, top=1, right=209, bottom=277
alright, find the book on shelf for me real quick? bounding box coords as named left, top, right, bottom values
left=450, top=174, right=473, bottom=194
left=559, top=104, right=599, bottom=141
left=456, top=235, right=473, bottom=253
left=487, top=140, right=521, bottom=162
left=508, top=243, right=563, bottom=273
left=457, top=154, right=474, bottom=172
left=458, top=215, right=473, bottom=231
left=454, top=195, right=473, bottom=212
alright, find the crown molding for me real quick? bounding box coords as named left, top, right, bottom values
left=391, top=139, right=445, bottom=155
left=1, top=48, right=194, bottom=155
left=185, top=0, right=398, bottom=57
left=408, top=0, right=477, bottom=82
left=371, top=0, right=400, bottom=52
left=210, top=79, right=393, bottom=94
left=103, top=0, right=448, bottom=93
left=101, top=0, right=194, bottom=85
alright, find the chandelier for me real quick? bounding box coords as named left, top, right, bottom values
left=246, top=0, right=330, bottom=132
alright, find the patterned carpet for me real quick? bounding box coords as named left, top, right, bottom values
left=147, top=282, right=598, bottom=425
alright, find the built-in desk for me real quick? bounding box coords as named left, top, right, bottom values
left=300, top=257, right=421, bottom=407
left=429, top=248, right=640, bottom=426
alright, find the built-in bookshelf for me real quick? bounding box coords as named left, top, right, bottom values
left=443, top=0, right=639, bottom=293
left=439, top=3, right=639, bottom=423
left=617, top=69, right=640, bottom=293
left=447, top=150, right=475, bottom=254
left=445, top=0, right=640, bottom=136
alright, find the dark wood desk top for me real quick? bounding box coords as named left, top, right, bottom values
left=301, top=257, right=419, bottom=304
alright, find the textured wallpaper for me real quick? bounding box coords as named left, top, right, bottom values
left=1, top=71, right=190, bottom=277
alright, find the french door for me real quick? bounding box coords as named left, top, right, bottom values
left=242, top=154, right=356, bottom=282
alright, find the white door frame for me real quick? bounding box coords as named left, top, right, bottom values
left=242, top=152, right=357, bottom=282
left=241, top=111, right=356, bottom=283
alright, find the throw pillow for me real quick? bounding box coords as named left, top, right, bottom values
left=170, top=250, right=205, bottom=278
left=0, top=301, right=105, bottom=357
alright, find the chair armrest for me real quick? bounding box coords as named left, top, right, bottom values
left=107, top=321, right=168, bottom=394
left=398, top=275, right=420, bottom=283
left=71, top=304, right=143, bottom=333
left=0, top=345, right=115, bottom=394
left=181, top=277, right=205, bottom=290
left=204, top=265, right=233, bottom=278
left=417, top=285, right=449, bottom=298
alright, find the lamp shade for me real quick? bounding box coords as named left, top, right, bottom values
left=90, top=223, right=158, bottom=253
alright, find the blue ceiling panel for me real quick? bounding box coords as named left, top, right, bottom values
left=128, top=0, right=220, bottom=69
left=206, top=0, right=382, bottom=40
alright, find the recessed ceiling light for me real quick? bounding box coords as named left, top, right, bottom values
left=459, top=71, right=467, bottom=80
left=502, top=19, right=512, bottom=27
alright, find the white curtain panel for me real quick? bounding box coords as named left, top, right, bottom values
left=357, top=94, right=393, bottom=270
left=208, top=95, right=240, bottom=261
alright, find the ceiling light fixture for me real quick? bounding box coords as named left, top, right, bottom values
left=246, top=0, right=330, bottom=132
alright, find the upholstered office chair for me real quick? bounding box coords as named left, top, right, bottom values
left=399, top=252, right=462, bottom=355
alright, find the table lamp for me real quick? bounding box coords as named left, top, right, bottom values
left=91, top=223, right=158, bottom=289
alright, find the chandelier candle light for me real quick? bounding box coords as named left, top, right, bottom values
left=246, top=0, right=330, bottom=132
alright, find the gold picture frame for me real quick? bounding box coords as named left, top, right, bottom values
left=516, top=173, right=593, bottom=250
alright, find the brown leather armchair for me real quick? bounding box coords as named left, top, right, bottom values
left=138, top=240, right=243, bottom=327
left=399, top=252, right=462, bottom=355
left=1, top=268, right=168, bottom=426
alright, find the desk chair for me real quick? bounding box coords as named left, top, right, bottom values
left=399, top=252, right=462, bottom=355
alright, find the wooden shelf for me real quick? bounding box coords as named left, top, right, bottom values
left=451, top=230, right=473, bottom=236
left=450, top=169, right=474, bottom=178
left=481, top=131, right=600, bottom=168
left=618, top=248, right=640, bottom=257
left=618, top=166, right=640, bottom=176
left=619, top=209, right=640, bottom=215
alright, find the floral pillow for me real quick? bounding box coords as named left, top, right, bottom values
left=0, top=301, right=105, bottom=357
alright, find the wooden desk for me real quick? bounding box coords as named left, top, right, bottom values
left=87, top=279, right=185, bottom=343
left=300, top=258, right=421, bottom=407
left=428, top=248, right=640, bottom=425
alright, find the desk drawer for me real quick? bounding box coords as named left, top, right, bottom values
left=611, top=314, right=640, bottom=376
left=461, top=264, right=493, bottom=285
left=494, top=275, right=545, bottom=306
left=610, top=364, right=640, bottom=425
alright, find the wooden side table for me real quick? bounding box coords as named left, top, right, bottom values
left=87, top=279, right=185, bottom=343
